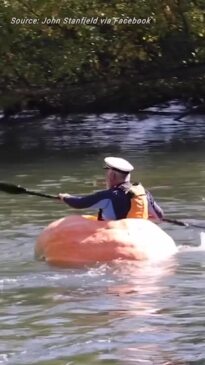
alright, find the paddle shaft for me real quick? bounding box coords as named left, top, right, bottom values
left=23, top=189, right=59, bottom=199
left=162, top=218, right=205, bottom=230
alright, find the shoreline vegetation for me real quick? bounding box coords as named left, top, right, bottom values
left=0, top=0, right=205, bottom=119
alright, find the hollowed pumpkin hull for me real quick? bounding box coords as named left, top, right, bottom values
left=35, top=215, right=177, bottom=266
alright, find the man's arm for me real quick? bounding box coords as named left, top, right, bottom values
left=59, top=190, right=110, bottom=210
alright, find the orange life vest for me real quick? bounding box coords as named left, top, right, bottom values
left=126, top=184, right=148, bottom=219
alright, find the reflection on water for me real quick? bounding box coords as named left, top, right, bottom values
left=0, top=109, right=205, bottom=364
left=1, top=110, right=205, bottom=162
left=1, top=257, right=205, bottom=364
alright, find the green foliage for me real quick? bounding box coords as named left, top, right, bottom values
left=0, top=0, right=204, bottom=113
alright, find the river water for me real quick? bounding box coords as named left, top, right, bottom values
left=0, top=108, right=205, bottom=365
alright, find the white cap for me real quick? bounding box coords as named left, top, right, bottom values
left=104, top=157, right=134, bottom=173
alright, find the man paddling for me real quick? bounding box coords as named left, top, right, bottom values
left=59, top=157, right=164, bottom=221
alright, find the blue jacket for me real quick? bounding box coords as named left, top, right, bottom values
left=63, top=183, right=164, bottom=221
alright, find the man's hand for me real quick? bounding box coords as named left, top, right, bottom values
left=58, top=193, right=71, bottom=200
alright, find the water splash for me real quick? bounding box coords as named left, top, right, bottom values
left=200, top=232, right=205, bottom=248
left=178, top=231, right=205, bottom=252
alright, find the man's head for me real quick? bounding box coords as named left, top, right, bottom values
left=104, top=157, right=134, bottom=188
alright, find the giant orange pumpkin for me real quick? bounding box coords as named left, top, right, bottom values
left=35, top=215, right=177, bottom=266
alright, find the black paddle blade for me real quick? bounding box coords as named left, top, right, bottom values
left=0, top=182, right=26, bottom=194
left=0, top=182, right=59, bottom=199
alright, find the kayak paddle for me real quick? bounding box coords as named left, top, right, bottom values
left=0, top=182, right=59, bottom=200
left=0, top=182, right=204, bottom=229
